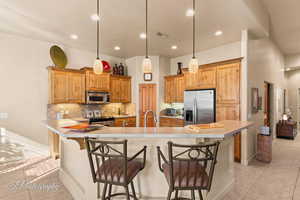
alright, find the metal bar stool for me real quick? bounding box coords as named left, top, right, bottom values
left=85, top=138, right=147, bottom=200
left=157, top=141, right=220, bottom=200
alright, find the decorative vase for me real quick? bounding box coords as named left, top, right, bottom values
left=118, top=63, right=124, bottom=76
left=113, top=64, right=118, bottom=75
left=177, top=62, right=183, bottom=75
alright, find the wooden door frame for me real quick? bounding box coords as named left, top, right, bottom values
left=138, top=83, right=157, bottom=127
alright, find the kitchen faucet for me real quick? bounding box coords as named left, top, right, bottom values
left=144, top=110, right=157, bottom=127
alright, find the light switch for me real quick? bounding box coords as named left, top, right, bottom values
left=0, top=113, right=8, bottom=120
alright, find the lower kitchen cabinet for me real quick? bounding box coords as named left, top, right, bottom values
left=114, top=117, right=136, bottom=127
left=159, top=117, right=184, bottom=127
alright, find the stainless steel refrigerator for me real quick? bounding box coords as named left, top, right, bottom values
left=184, top=89, right=216, bottom=125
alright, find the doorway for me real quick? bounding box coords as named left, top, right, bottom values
left=264, top=82, right=271, bottom=127
left=297, top=89, right=300, bottom=123
left=139, top=84, right=157, bottom=127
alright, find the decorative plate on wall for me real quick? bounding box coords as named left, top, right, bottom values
left=50, top=45, right=68, bottom=68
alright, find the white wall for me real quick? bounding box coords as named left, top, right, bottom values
left=285, top=54, right=300, bottom=69
left=170, top=41, right=241, bottom=75
left=0, top=33, right=123, bottom=145
left=246, top=36, right=287, bottom=162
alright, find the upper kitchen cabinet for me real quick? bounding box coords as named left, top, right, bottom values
left=110, top=75, right=131, bottom=103
left=197, top=66, right=216, bottom=89
left=216, top=62, right=240, bottom=104
left=48, top=67, right=85, bottom=104
left=164, top=75, right=184, bottom=103
left=184, top=70, right=198, bottom=90
left=84, top=69, right=110, bottom=92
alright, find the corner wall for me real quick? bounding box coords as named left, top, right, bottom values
left=0, top=33, right=123, bottom=145
left=246, top=34, right=287, bottom=162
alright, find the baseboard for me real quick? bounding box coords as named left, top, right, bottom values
left=245, top=153, right=257, bottom=165
left=59, top=169, right=85, bottom=200
left=4, top=129, right=49, bottom=156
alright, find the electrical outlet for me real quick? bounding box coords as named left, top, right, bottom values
left=0, top=113, right=8, bottom=120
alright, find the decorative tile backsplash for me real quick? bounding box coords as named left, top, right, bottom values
left=47, top=103, right=136, bottom=120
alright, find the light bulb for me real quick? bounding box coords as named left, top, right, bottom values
left=188, top=57, right=199, bottom=73
left=142, top=57, right=152, bottom=73
left=93, top=58, right=103, bottom=74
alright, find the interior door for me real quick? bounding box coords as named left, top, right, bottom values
left=139, top=84, right=157, bottom=127
left=264, top=82, right=271, bottom=126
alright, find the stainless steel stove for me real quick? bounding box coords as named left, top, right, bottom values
left=84, top=110, right=115, bottom=127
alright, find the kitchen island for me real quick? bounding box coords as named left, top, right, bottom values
left=45, top=120, right=252, bottom=200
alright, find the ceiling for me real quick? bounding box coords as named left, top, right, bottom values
left=262, top=0, right=300, bottom=55
left=0, top=0, right=268, bottom=58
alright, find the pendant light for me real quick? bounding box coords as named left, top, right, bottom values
left=93, top=0, right=104, bottom=74
left=188, top=0, right=199, bottom=73
left=142, top=0, right=152, bottom=73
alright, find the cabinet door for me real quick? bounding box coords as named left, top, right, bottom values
left=164, top=77, right=172, bottom=103
left=216, top=104, right=240, bottom=121
left=184, top=71, right=198, bottom=90
left=86, top=71, right=110, bottom=91
left=110, top=77, right=120, bottom=102
left=198, top=66, right=216, bottom=89
left=176, top=76, right=185, bottom=103
left=50, top=70, right=68, bottom=104
left=68, top=72, right=85, bottom=103
left=216, top=63, right=240, bottom=104
left=120, top=78, right=131, bottom=103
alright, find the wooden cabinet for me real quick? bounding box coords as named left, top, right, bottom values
left=216, top=104, right=240, bottom=121
left=216, top=63, right=240, bottom=104
left=164, top=75, right=184, bottom=103
left=197, top=66, right=216, bottom=89
left=110, top=76, right=131, bottom=103
left=114, top=117, right=136, bottom=127
left=159, top=117, right=184, bottom=127
left=49, top=68, right=85, bottom=104
left=184, top=70, right=198, bottom=90
left=68, top=72, right=86, bottom=103
left=85, top=70, right=110, bottom=92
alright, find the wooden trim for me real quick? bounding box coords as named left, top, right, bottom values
left=164, top=74, right=184, bottom=78
left=182, top=57, right=243, bottom=72
left=47, top=66, right=85, bottom=74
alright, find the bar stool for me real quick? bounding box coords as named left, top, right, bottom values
left=157, top=141, right=220, bottom=200
left=85, top=138, right=147, bottom=200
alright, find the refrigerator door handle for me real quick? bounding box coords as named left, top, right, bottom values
left=193, top=98, right=197, bottom=124
left=195, top=98, right=198, bottom=124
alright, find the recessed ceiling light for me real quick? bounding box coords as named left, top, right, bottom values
left=90, top=14, right=100, bottom=21
left=214, top=30, right=223, bottom=36
left=114, top=46, right=120, bottom=51
left=171, top=45, right=178, bottom=50
left=186, top=9, right=195, bottom=17
left=139, top=33, right=147, bottom=39
left=70, top=34, right=78, bottom=40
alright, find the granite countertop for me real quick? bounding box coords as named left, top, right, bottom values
left=44, top=120, right=253, bottom=139
left=160, top=115, right=184, bottom=120
left=113, top=115, right=136, bottom=119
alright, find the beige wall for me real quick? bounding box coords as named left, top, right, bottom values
left=170, top=41, right=242, bottom=75
left=125, top=56, right=170, bottom=125
left=286, top=70, right=300, bottom=120
left=0, top=33, right=122, bottom=145
left=246, top=36, right=287, bottom=162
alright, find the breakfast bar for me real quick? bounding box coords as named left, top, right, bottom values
left=45, top=120, right=253, bottom=200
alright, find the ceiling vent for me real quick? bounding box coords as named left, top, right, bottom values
left=156, top=32, right=169, bottom=39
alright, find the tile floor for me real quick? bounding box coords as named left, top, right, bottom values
left=1, top=134, right=300, bottom=200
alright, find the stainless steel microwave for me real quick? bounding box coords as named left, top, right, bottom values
left=86, top=91, right=110, bottom=104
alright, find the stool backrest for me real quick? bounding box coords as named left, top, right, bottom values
left=168, top=141, right=220, bottom=191
left=85, top=138, right=127, bottom=183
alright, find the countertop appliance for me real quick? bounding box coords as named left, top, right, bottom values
left=86, top=91, right=110, bottom=104
left=184, top=89, right=216, bottom=125
left=165, top=108, right=177, bottom=116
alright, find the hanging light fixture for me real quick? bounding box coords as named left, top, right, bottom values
left=93, top=0, right=103, bottom=74
left=188, top=0, right=199, bottom=73
left=142, top=0, right=152, bottom=73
